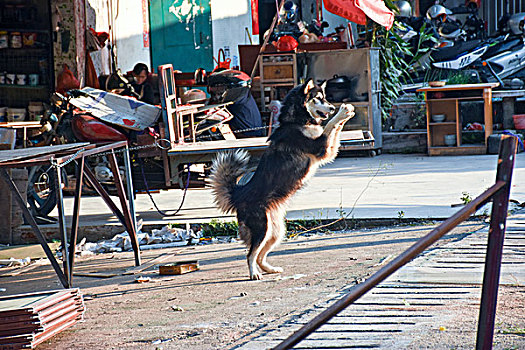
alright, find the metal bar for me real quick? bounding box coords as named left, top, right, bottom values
left=83, top=164, right=127, bottom=225
left=476, top=136, right=518, bottom=349
left=73, top=141, right=127, bottom=159
left=108, top=152, right=141, bottom=266
left=0, top=169, right=69, bottom=288
left=250, top=0, right=285, bottom=80
left=54, top=161, right=70, bottom=287
left=67, top=156, right=84, bottom=284
left=275, top=180, right=507, bottom=350
left=122, top=145, right=137, bottom=233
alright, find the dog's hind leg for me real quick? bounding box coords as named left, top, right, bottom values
left=257, top=207, right=285, bottom=274
left=242, top=212, right=269, bottom=280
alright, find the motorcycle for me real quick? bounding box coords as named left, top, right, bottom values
left=470, top=13, right=525, bottom=85
left=27, top=68, right=256, bottom=216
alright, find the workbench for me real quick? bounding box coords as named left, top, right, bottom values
left=0, top=142, right=141, bottom=288
left=492, top=89, right=525, bottom=129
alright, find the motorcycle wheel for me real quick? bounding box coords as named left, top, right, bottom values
left=26, top=166, right=59, bottom=216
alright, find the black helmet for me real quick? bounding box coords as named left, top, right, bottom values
left=207, top=69, right=251, bottom=104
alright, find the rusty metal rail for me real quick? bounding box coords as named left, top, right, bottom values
left=275, top=135, right=518, bottom=350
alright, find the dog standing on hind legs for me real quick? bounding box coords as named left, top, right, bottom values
left=211, top=79, right=355, bottom=280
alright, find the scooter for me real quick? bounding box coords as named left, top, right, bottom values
left=470, top=13, right=525, bottom=85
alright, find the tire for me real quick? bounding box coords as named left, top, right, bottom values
left=26, top=166, right=58, bottom=216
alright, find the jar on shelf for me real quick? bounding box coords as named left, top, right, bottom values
left=0, top=31, right=8, bottom=49
left=10, top=32, right=22, bottom=48
left=22, top=32, right=37, bottom=47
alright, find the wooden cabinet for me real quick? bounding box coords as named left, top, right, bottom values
left=258, top=53, right=297, bottom=111
left=418, top=83, right=499, bottom=156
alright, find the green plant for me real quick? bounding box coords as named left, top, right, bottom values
left=446, top=70, right=479, bottom=85
left=460, top=191, right=473, bottom=205
left=202, top=219, right=238, bottom=237
left=370, top=8, right=435, bottom=122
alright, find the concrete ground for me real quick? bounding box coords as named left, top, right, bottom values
left=50, top=152, right=525, bottom=228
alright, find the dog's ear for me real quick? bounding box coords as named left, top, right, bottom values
left=320, top=80, right=327, bottom=93
left=303, top=79, right=315, bottom=95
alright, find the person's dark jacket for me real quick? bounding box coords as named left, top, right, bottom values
left=124, top=81, right=155, bottom=105
left=227, top=91, right=264, bottom=137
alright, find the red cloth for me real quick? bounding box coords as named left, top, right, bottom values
left=251, top=0, right=259, bottom=35
left=324, top=0, right=367, bottom=25
left=56, top=64, right=80, bottom=94
left=355, top=0, right=394, bottom=30
left=324, top=0, right=394, bottom=30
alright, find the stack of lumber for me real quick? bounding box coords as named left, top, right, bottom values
left=0, top=289, right=85, bottom=349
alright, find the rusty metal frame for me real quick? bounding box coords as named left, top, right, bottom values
left=275, top=135, right=518, bottom=350
left=0, top=141, right=141, bottom=288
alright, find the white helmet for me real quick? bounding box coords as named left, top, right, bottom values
left=394, top=1, right=412, bottom=17
left=426, top=4, right=452, bottom=21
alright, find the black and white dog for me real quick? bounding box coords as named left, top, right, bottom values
left=211, top=79, right=355, bottom=280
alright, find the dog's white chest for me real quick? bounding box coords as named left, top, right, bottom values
left=302, top=125, right=323, bottom=139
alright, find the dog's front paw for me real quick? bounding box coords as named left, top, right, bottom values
left=333, top=103, right=355, bottom=122
left=339, top=103, right=355, bottom=119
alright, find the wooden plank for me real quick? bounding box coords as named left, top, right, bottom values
left=492, top=90, right=525, bottom=98
left=167, top=130, right=365, bottom=156
left=417, top=83, right=499, bottom=92
left=122, top=253, right=177, bottom=275
left=0, top=122, right=42, bottom=129
left=0, top=243, right=60, bottom=260
left=72, top=272, right=119, bottom=279
left=0, top=260, right=47, bottom=277
left=168, top=137, right=269, bottom=155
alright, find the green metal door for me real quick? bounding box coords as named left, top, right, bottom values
left=149, top=0, right=213, bottom=72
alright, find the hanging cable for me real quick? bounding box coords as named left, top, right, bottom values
left=137, top=157, right=191, bottom=217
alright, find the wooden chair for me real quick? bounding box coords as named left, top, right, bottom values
left=158, top=64, right=236, bottom=144
left=157, top=64, right=201, bottom=145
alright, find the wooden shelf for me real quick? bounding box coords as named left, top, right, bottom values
left=0, top=28, right=49, bottom=34
left=422, top=84, right=495, bottom=156
left=425, top=96, right=485, bottom=102
left=0, top=85, right=48, bottom=89
left=260, top=61, right=295, bottom=66
left=429, top=122, right=456, bottom=126
left=333, top=101, right=369, bottom=107
left=261, top=82, right=295, bottom=86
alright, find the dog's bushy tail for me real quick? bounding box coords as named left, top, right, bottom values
left=210, top=150, right=250, bottom=213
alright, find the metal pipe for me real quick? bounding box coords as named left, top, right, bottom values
left=0, top=169, right=69, bottom=288
left=108, top=151, right=141, bottom=266
left=274, top=180, right=506, bottom=350
left=476, top=136, right=517, bottom=349
left=54, top=161, right=70, bottom=286
left=122, top=144, right=137, bottom=234
left=68, top=156, right=85, bottom=284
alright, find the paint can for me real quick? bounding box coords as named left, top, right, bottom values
left=28, top=74, right=39, bottom=86
left=16, top=74, right=26, bottom=85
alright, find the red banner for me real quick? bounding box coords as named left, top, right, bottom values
left=324, top=0, right=394, bottom=30
left=324, top=0, right=367, bottom=25
left=142, top=0, right=150, bottom=48
left=251, top=0, right=259, bottom=35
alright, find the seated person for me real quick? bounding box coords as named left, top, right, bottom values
left=207, top=69, right=264, bottom=138
left=122, top=63, right=155, bottom=105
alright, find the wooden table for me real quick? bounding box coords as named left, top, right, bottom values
left=0, top=142, right=141, bottom=288
left=417, top=83, right=499, bottom=156
left=0, top=121, right=42, bottom=148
